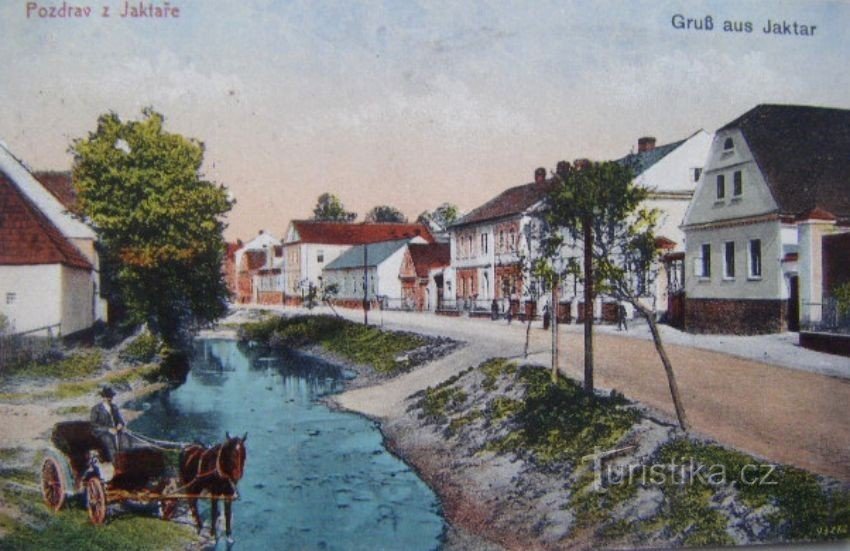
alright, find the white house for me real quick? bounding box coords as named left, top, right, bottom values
left=233, top=230, right=282, bottom=304
left=615, top=131, right=713, bottom=319
left=281, top=220, right=434, bottom=305
left=682, top=104, right=850, bottom=334
left=321, top=237, right=428, bottom=307
left=0, top=142, right=106, bottom=336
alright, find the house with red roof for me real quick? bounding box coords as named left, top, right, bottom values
left=401, top=242, right=451, bottom=311
left=0, top=143, right=106, bottom=336
left=682, top=104, right=850, bottom=334
left=233, top=231, right=282, bottom=304
left=281, top=220, right=434, bottom=305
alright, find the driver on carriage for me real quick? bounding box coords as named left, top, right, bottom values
left=90, top=386, right=131, bottom=463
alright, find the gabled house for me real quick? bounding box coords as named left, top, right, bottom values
left=281, top=220, right=434, bottom=305
left=682, top=104, right=850, bottom=334
left=0, top=143, right=106, bottom=336
left=401, top=242, right=451, bottom=311
left=446, top=168, right=555, bottom=317
left=234, top=230, right=282, bottom=304
left=322, top=237, right=428, bottom=308
left=616, top=131, right=713, bottom=321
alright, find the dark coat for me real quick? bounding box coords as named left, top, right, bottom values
left=90, top=401, right=125, bottom=433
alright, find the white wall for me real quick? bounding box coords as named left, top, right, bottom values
left=303, top=244, right=351, bottom=287
left=683, top=129, right=779, bottom=227
left=61, top=266, right=96, bottom=335
left=685, top=220, right=785, bottom=300
left=0, top=265, right=62, bottom=334
left=635, top=130, right=712, bottom=194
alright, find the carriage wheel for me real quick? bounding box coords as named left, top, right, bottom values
left=40, top=457, right=66, bottom=512
left=86, top=477, right=107, bottom=525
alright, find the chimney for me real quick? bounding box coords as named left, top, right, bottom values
left=534, top=167, right=546, bottom=184
left=637, top=137, right=656, bottom=153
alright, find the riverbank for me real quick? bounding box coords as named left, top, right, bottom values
left=0, top=330, right=199, bottom=549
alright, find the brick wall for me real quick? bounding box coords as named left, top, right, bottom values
left=685, top=298, right=787, bottom=334
left=257, top=292, right=282, bottom=305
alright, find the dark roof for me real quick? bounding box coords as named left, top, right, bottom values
left=720, top=104, right=850, bottom=218
left=408, top=242, right=450, bottom=277
left=0, top=173, right=92, bottom=270
left=324, top=239, right=410, bottom=270
left=289, top=220, right=434, bottom=245
left=33, top=171, right=77, bottom=211
left=615, top=139, right=686, bottom=176
left=452, top=180, right=556, bottom=227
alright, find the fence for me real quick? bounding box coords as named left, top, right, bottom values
left=802, top=297, right=850, bottom=334
left=0, top=324, right=62, bottom=370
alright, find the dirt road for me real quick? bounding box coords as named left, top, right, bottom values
left=330, top=308, right=850, bottom=481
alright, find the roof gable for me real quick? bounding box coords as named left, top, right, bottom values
left=616, top=139, right=686, bottom=176
left=723, top=104, right=850, bottom=218
left=289, top=220, right=434, bottom=245
left=0, top=142, right=94, bottom=240
left=0, top=174, right=92, bottom=270
left=408, top=242, right=450, bottom=277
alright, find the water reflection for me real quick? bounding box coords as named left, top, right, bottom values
left=128, top=339, right=444, bottom=551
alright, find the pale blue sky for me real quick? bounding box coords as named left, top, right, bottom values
left=1, top=0, right=848, bottom=239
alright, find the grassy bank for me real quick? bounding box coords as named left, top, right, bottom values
left=239, top=314, right=449, bottom=375
left=408, top=358, right=850, bottom=548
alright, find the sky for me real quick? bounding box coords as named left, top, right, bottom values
left=1, top=0, right=849, bottom=240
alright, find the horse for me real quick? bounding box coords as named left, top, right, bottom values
left=179, top=432, right=247, bottom=541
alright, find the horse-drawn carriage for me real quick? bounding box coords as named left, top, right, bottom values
left=40, top=420, right=247, bottom=538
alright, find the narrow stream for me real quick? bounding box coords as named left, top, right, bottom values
left=127, top=339, right=444, bottom=550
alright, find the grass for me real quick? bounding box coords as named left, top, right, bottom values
left=118, top=332, right=161, bottom=364
left=0, top=448, right=25, bottom=464
left=485, top=365, right=639, bottom=468
left=53, top=405, right=90, bottom=416
left=240, top=315, right=429, bottom=374
left=2, top=351, right=104, bottom=380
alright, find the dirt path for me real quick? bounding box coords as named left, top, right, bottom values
left=330, top=309, right=850, bottom=481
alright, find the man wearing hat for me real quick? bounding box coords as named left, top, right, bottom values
left=90, top=386, right=129, bottom=462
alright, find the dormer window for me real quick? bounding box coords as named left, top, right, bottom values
left=723, top=137, right=734, bottom=151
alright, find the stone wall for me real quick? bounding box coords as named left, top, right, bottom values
left=685, top=298, right=787, bottom=334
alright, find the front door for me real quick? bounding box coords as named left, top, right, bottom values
left=788, top=276, right=800, bottom=332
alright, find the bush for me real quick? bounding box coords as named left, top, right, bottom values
left=119, top=332, right=162, bottom=364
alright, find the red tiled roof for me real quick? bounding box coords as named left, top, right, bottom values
left=0, top=173, right=92, bottom=270
left=796, top=207, right=836, bottom=221
left=225, top=240, right=243, bottom=260
left=408, top=242, right=450, bottom=277
left=33, top=171, right=77, bottom=211
left=453, top=180, right=556, bottom=227
left=654, top=236, right=678, bottom=250
left=290, top=220, right=434, bottom=245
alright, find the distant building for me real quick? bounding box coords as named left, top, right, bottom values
left=234, top=231, right=282, bottom=304
left=281, top=220, right=434, bottom=306
left=223, top=239, right=243, bottom=302
left=682, top=104, right=850, bottom=334
left=0, top=143, right=106, bottom=336
left=401, top=242, right=451, bottom=311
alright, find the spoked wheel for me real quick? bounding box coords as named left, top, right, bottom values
left=86, top=477, right=107, bottom=525
left=40, top=457, right=66, bottom=512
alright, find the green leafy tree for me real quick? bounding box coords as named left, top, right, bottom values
left=365, top=205, right=407, bottom=223
left=417, top=203, right=460, bottom=231
left=592, top=206, right=690, bottom=431
left=546, top=160, right=643, bottom=394
left=71, top=109, right=233, bottom=350
left=312, top=193, right=356, bottom=222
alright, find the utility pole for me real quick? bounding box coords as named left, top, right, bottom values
left=551, top=281, right=559, bottom=383
left=363, top=244, right=369, bottom=325
left=583, top=217, right=594, bottom=394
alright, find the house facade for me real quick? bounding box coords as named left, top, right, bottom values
left=234, top=231, right=282, bottom=304
left=682, top=104, right=850, bottom=334
left=281, top=220, right=434, bottom=305
left=400, top=242, right=451, bottom=311
left=0, top=143, right=106, bottom=336
left=616, top=131, right=713, bottom=321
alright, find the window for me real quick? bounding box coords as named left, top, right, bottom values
left=481, top=233, right=488, bottom=254
left=5, top=292, right=15, bottom=305
left=695, top=243, right=711, bottom=278
left=723, top=137, right=734, bottom=151
left=749, top=239, right=762, bottom=279
left=716, top=175, right=725, bottom=199
left=499, top=231, right=505, bottom=251
left=723, top=241, right=735, bottom=279
left=467, top=235, right=474, bottom=257
left=693, top=167, right=702, bottom=182
left=509, top=229, right=516, bottom=251
left=733, top=171, right=743, bottom=196
left=317, top=250, right=324, bottom=263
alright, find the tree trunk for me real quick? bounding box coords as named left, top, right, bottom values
left=583, top=220, right=594, bottom=394
left=524, top=312, right=533, bottom=358
left=551, top=284, right=559, bottom=383
left=634, top=302, right=689, bottom=432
